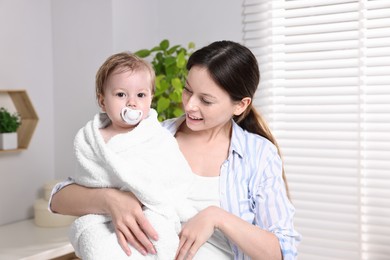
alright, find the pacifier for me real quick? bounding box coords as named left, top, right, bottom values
left=121, top=107, right=143, bottom=125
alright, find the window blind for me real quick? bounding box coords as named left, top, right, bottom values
left=242, top=0, right=390, bottom=259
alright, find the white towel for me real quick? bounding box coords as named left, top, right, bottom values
left=70, top=109, right=197, bottom=260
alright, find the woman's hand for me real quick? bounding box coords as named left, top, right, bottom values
left=103, top=189, right=158, bottom=256
left=175, top=206, right=222, bottom=260
left=51, top=184, right=158, bottom=256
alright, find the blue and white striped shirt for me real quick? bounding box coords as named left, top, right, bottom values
left=162, top=116, right=301, bottom=260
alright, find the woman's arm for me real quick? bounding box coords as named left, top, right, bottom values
left=51, top=184, right=108, bottom=216
left=175, top=206, right=281, bottom=260
left=51, top=184, right=158, bottom=256
left=216, top=207, right=282, bottom=259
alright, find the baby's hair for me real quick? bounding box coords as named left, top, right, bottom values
left=95, top=52, right=156, bottom=100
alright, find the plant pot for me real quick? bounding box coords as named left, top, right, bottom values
left=0, top=132, right=18, bottom=150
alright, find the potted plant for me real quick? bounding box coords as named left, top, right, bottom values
left=0, top=107, right=21, bottom=150
left=135, top=39, right=195, bottom=121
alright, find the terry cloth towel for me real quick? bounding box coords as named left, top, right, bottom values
left=70, top=109, right=197, bottom=260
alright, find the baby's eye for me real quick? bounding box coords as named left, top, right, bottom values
left=137, top=93, right=146, bottom=98
left=116, top=92, right=126, bottom=98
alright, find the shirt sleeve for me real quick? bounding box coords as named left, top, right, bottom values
left=47, top=177, right=75, bottom=213
left=254, top=152, right=301, bottom=260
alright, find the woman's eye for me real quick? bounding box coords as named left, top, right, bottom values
left=202, top=99, right=213, bottom=105
left=183, top=87, right=192, bottom=94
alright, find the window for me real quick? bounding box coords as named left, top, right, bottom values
left=242, top=0, right=390, bottom=259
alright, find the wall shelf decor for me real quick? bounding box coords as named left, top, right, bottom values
left=0, top=89, right=38, bottom=152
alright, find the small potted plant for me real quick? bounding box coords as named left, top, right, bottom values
left=0, top=107, right=21, bottom=150
left=135, top=39, right=195, bottom=121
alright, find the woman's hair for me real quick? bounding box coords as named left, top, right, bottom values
left=187, top=40, right=290, bottom=197
left=95, top=52, right=156, bottom=100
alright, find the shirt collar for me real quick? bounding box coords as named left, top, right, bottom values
left=230, top=119, right=245, bottom=159
left=161, top=115, right=186, bottom=136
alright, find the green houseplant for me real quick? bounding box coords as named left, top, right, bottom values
left=135, top=39, right=195, bottom=121
left=0, top=107, right=21, bottom=150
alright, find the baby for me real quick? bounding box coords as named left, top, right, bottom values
left=70, top=52, right=196, bottom=260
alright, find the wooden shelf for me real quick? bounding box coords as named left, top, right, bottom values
left=0, top=89, right=38, bottom=151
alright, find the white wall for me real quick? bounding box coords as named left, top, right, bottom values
left=156, top=0, right=243, bottom=48
left=0, top=0, right=242, bottom=225
left=0, top=0, right=55, bottom=224
left=112, top=0, right=243, bottom=52
left=52, top=0, right=114, bottom=181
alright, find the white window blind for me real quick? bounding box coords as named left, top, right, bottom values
left=242, top=0, right=390, bottom=259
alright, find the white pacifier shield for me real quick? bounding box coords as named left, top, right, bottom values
left=121, top=107, right=143, bottom=125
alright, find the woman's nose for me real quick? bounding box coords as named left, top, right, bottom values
left=185, top=97, right=198, bottom=111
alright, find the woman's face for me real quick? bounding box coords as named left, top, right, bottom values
left=182, top=66, right=245, bottom=132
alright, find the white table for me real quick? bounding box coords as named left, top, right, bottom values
left=0, top=219, right=75, bottom=260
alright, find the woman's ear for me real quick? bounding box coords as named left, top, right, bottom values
left=98, top=94, right=106, bottom=111
left=234, top=97, right=251, bottom=116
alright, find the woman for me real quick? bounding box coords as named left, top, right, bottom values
left=51, top=40, right=300, bottom=260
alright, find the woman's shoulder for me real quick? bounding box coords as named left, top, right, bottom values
left=231, top=121, right=278, bottom=157
left=228, top=122, right=284, bottom=198
left=231, top=122, right=282, bottom=181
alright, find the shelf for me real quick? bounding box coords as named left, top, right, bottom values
left=0, top=89, right=38, bottom=151
left=0, top=219, right=76, bottom=260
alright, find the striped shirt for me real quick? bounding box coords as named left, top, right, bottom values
left=162, top=116, right=301, bottom=260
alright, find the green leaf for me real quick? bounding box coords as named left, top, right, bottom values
left=167, top=45, right=180, bottom=55
left=165, top=65, right=178, bottom=78
left=160, top=39, right=169, bottom=50
left=173, top=107, right=184, bottom=117
left=155, top=52, right=164, bottom=62
left=134, top=49, right=150, bottom=58
left=155, top=75, right=164, bottom=93
left=159, top=78, right=170, bottom=92
left=169, top=91, right=182, bottom=103
left=153, top=62, right=163, bottom=75
left=157, top=97, right=170, bottom=112
left=164, top=56, right=176, bottom=67
left=151, top=46, right=161, bottom=52
left=188, top=42, right=196, bottom=50
left=176, top=51, right=186, bottom=69
left=155, top=77, right=169, bottom=96
left=171, top=78, right=182, bottom=89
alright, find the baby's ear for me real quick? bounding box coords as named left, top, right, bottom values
left=234, top=97, right=251, bottom=116
left=97, top=94, right=106, bottom=111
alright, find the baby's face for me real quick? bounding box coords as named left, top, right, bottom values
left=99, top=69, right=153, bottom=128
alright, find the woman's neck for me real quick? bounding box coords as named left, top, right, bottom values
left=178, top=120, right=232, bottom=143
